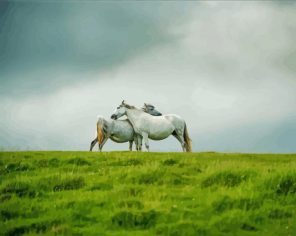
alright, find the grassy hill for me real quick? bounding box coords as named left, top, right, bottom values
left=0, top=151, right=296, bottom=236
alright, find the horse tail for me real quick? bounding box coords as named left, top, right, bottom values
left=183, top=123, right=192, bottom=152
left=97, top=117, right=105, bottom=145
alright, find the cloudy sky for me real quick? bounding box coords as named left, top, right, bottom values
left=0, top=1, right=295, bottom=152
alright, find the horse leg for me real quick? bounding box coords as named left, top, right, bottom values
left=129, top=140, right=133, bottom=151
left=137, top=135, right=143, bottom=151
left=90, top=138, right=97, bottom=151
left=142, top=132, right=149, bottom=152
left=172, top=130, right=186, bottom=152
left=99, top=137, right=108, bottom=152
left=133, top=135, right=138, bottom=151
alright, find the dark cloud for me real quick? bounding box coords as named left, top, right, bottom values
left=0, top=2, right=193, bottom=96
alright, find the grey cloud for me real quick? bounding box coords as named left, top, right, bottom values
left=0, top=2, right=193, bottom=96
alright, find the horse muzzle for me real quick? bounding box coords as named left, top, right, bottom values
left=111, top=114, right=117, bottom=120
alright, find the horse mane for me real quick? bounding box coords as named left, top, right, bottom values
left=123, top=103, right=136, bottom=109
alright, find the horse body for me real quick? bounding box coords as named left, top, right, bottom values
left=108, top=119, right=135, bottom=143
left=126, top=109, right=175, bottom=140
left=90, top=117, right=136, bottom=152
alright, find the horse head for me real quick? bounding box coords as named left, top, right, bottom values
left=111, top=100, right=135, bottom=120
left=142, top=103, right=162, bottom=116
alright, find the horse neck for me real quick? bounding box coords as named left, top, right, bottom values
left=125, top=109, right=142, bottom=127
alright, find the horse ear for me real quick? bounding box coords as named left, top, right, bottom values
left=122, top=100, right=125, bottom=105
left=144, top=103, right=147, bottom=107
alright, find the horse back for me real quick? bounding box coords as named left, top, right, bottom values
left=163, top=114, right=185, bottom=129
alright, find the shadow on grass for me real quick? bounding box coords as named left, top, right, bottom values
left=276, top=174, right=296, bottom=195
left=212, top=196, right=262, bottom=213
left=5, top=219, right=62, bottom=236
left=111, top=210, right=158, bottom=229
left=53, top=177, right=85, bottom=192
left=201, top=170, right=254, bottom=188
left=1, top=181, right=37, bottom=198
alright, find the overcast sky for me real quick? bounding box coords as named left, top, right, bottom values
left=0, top=1, right=295, bottom=152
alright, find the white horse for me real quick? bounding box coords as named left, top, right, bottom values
left=111, top=101, right=192, bottom=152
left=90, top=105, right=162, bottom=152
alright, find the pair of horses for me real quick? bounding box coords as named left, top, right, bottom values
left=90, top=101, right=192, bottom=152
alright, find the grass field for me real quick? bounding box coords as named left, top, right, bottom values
left=0, top=151, right=296, bottom=236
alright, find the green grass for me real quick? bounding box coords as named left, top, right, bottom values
left=0, top=151, right=296, bottom=236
